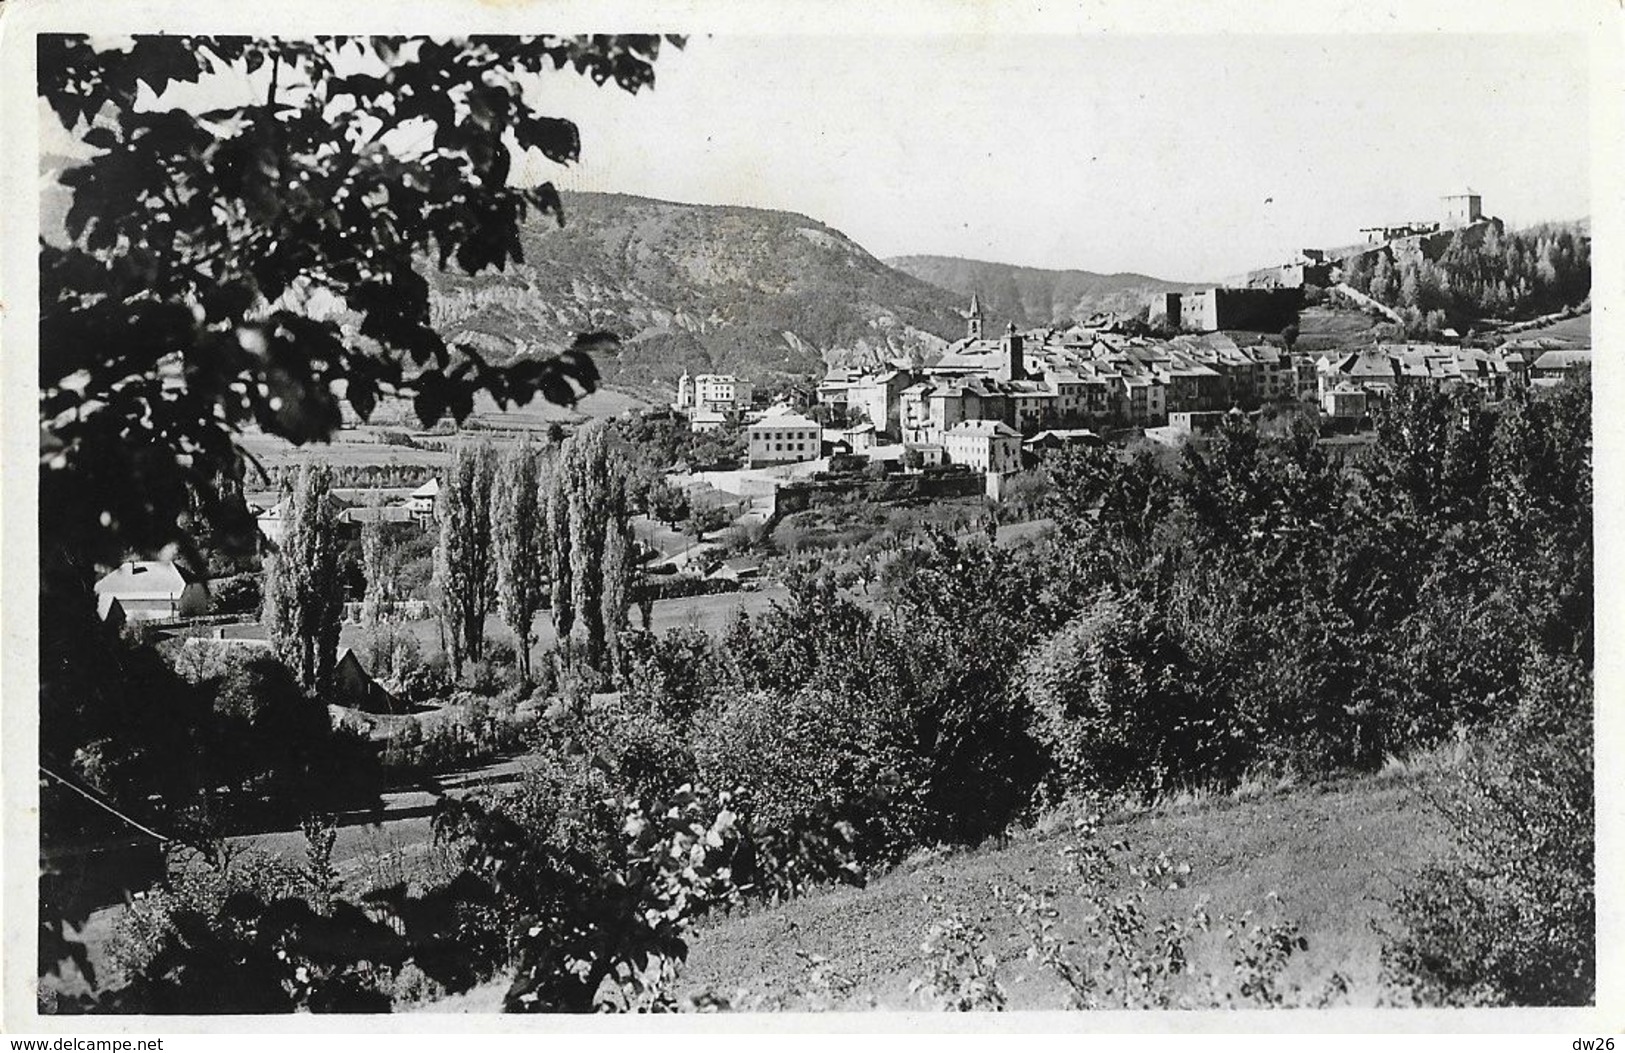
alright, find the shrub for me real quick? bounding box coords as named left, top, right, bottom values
left=1019, top=593, right=1208, bottom=799
left=108, top=846, right=309, bottom=984
left=618, top=626, right=723, bottom=731
left=910, top=902, right=1007, bottom=1011
left=694, top=686, right=928, bottom=863
left=578, top=692, right=696, bottom=803
left=1003, top=808, right=1346, bottom=1010
left=210, top=574, right=262, bottom=615
left=1380, top=652, right=1594, bottom=1006
left=435, top=752, right=859, bottom=1011
left=398, top=654, right=453, bottom=705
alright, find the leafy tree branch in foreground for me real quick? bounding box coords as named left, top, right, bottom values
left=39, top=34, right=681, bottom=567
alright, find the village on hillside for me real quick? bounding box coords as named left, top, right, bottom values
left=658, top=190, right=1589, bottom=510
left=82, top=189, right=1592, bottom=737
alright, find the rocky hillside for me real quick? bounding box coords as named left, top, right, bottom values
left=428, top=192, right=974, bottom=387
left=886, top=254, right=1195, bottom=328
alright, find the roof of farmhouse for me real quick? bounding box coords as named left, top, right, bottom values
left=946, top=419, right=1021, bottom=438
left=94, top=560, right=200, bottom=602
left=746, top=411, right=820, bottom=431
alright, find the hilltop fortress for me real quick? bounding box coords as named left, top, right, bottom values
left=1226, top=189, right=1502, bottom=293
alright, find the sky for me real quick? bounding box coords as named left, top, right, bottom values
left=508, top=33, right=1591, bottom=282
left=38, top=29, right=1594, bottom=284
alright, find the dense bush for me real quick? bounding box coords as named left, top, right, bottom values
left=695, top=687, right=929, bottom=861
left=617, top=626, right=724, bottom=730
left=1039, top=380, right=1591, bottom=784
left=396, top=653, right=454, bottom=705
left=108, top=846, right=309, bottom=986
left=432, top=748, right=859, bottom=1010
left=578, top=692, right=696, bottom=804
left=1381, top=652, right=1594, bottom=1006
left=209, top=574, right=262, bottom=615
left=1020, top=593, right=1210, bottom=799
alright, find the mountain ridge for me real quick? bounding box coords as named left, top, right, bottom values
left=884, top=253, right=1198, bottom=329
left=427, top=191, right=975, bottom=387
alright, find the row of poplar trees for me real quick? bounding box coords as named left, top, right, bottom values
left=436, top=419, right=635, bottom=684
left=261, top=420, right=634, bottom=695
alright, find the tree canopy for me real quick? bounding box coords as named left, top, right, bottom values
left=38, top=34, right=681, bottom=566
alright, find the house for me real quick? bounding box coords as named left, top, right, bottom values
left=255, top=501, right=289, bottom=546
left=96, top=595, right=127, bottom=632
left=899, top=381, right=963, bottom=445
left=1530, top=349, right=1591, bottom=386
left=845, top=369, right=917, bottom=438
left=408, top=478, right=440, bottom=524
left=746, top=411, right=822, bottom=468
left=1319, top=349, right=1398, bottom=403
left=94, top=560, right=210, bottom=622
left=1119, top=374, right=1166, bottom=424
left=1292, top=353, right=1324, bottom=403
left=708, top=557, right=763, bottom=587
left=1166, top=411, right=1236, bottom=436
left=839, top=421, right=878, bottom=452
left=677, top=372, right=754, bottom=415
left=341, top=505, right=416, bottom=528
left=1322, top=382, right=1370, bottom=422
left=816, top=367, right=859, bottom=410
left=690, top=408, right=728, bottom=434
left=1023, top=428, right=1103, bottom=453
left=331, top=647, right=402, bottom=715
left=944, top=419, right=1023, bottom=475
left=1006, top=381, right=1059, bottom=432
left=1022, top=428, right=1102, bottom=466
left=903, top=442, right=946, bottom=469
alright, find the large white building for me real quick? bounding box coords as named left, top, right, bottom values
left=943, top=419, right=1022, bottom=475
left=746, top=410, right=822, bottom=468
left=676, top=372, right=754, bottom=415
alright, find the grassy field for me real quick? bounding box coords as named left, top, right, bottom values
left=219, top=587, right=790, bottom=660
left=1502, top=311, right=1590, bottom=344
left=425, top=758, right=1457, bottom=1012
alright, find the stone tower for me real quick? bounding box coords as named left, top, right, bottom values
left=966, top=293, right=983, bottom=340
left=1441, top=190, right=1483, bottom=229
left=998, top=321, right=1025, bottom=382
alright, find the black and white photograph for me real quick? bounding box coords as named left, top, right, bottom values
left=4, top=0, right=1617, bottom=1035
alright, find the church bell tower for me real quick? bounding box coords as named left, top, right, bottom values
left=966, top=293, right=983, bottom=340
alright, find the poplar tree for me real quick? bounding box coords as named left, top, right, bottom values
left=264, top=462, right=344, bottom=694
left=435, top=441, right=498, bottom=679
left=548, top=420, right=634, bottom=674
left=564, top=421, right=616, bottom=671
left=547, top=452, right=575, bottom=647
left=360, top=521, right=405, bottom=676
left=493, top=441, right=548, bottom=684
left=600, top=506, right=635, bottom=675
